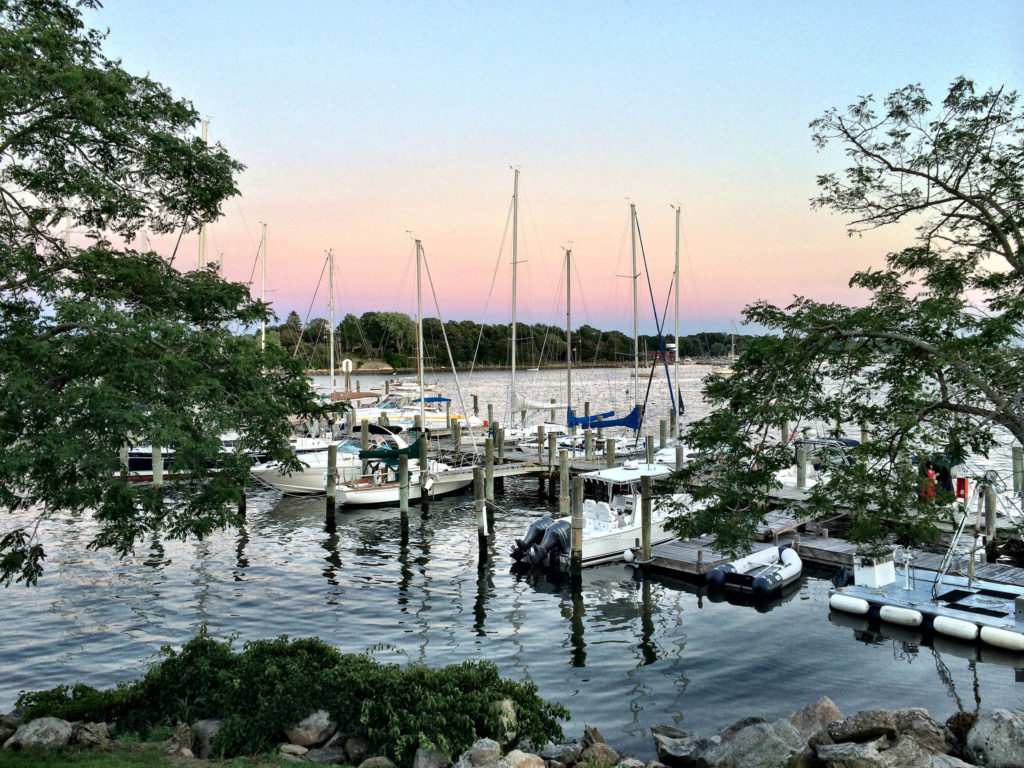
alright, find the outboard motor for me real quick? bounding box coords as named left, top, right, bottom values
left=523, top=519, right=571, bottom=568
left=510, top=516, right=556, bottom=561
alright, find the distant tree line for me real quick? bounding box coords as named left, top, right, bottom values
left=263, top=311, right=750, bottom=370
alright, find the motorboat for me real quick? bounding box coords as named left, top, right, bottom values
left=510, top=460, right=694, bottom=569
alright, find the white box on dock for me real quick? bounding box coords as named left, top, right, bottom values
left=854, top=553, right=896, bottom=588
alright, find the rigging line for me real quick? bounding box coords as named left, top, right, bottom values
left=635, top=217, right=677, bottom=440
left=469, top=193, right=514, bottom=385
left=420, top=247, right=482, bottom=457
left=294, top=255, right=328, bottom=358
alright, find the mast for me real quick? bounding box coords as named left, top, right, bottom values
left=198, top=119, right=209, bottom=269
left=328, top=248, right=335, bottom=390
left=630, top=202, right=639, bottom=407
left=510, top=168, right=519, bottom=425
left=259, top=222, right=267, bottom=352
left=415, top=239, right=425, bottom=429
left=565, top=247, right=572, bottom=433
left=673, top=205, right=680, bottom=424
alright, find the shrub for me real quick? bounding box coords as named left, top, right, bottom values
left=17, top=633, right=569, bottom=763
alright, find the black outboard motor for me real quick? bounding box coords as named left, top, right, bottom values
left=523, top=519, right=571, bottom=568
left=510, top=516, right=556, bottom=561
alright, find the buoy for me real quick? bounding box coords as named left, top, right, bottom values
left=879, top=605, right=923, bottom=627
left=829, top=593, right=869, bottom=615
left=980, top=626, right=1024, bottom=652
left=623, top=548, right=635, bottom=564
left=933, top=616, right=979, bottom=641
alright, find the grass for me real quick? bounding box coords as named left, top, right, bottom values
left=0, top=741, right=300, bottom=768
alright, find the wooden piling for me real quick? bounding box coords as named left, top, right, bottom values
left=417, top=434, right=428, bottom=510
left=559, top=449, right=570, bottom=517
left=781, top=421, right=790, bottom=446
left=326, top=444, right=337, bottom=516
left=446, top=401, right=452, bottom=429
left=1014, top=446, right=1023, bottom=495
left=452, top=420, right=461, bottom=452
left=985, top=482, right=998, bottom=540
left=485, top=437, right=494, bottom=501
left=547, top=432, right=558, bottom=473
left=475, top=466, right=487, bottom=565
left=659, top=420, right=667, bottom=450
left=860, top=423, right=871, bottom=445
left=585, top=428, right=593, bottom=461
left=796, top=443, right=808, bottom=489
left=152, top=445, right=163, bottom=490
left=675, top=443, right=683, bottom=469
left=473, top=394, right=479, bottom=416
left=641, top=474, right=652, bottom=562
left=399, top=453, right=409, bottom=518
left=119, top=445, right=129, bottom=482
left=550, top=397, right=556, bottom=424
left=606, top=438, right=616, bottom=469
left=571, top=476, right=584, bottom=573
left=487, top=402, right=494, bottom=427
left=360, top=419, right=370, bottom=473
left=646, top=440, right=654, bottom=464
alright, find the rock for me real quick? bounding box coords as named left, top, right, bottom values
left=651, top=728, right=716, bottom=767
left=308, top=745, right=350, bottom=764
left=580, top=742, right=620, bottom=767
left=281, top=742, right=310, bottom=756
left=470, top=737, right=502, bottom=765
left=828, top=710, right=899, bottom=745
left=168, top=721, right=194, bottom=754
left=5, top=717, right=73, bottom=752
left=72, top=721, right=111, bottom=748
left=892, top=709, right=948, bottom=756
left=541, top=742, right=582, bottom=764
left=816, top=736, right=890, bottom=767
left=286, top=709, right=337, bottom=747
left=703, top=719, right=809, bottom=768
left=788, top=696, right=845, bottom=741
left=414, top=746, right=453, bottom=768
left=617, top=759, right=645, bottom=768
left=346, top=735, right=371, bottom=762
left=965, top=709, right=1024, bottom=768
left=492, top=699, right=519, bottom=746
left=583, top=724, right=608, bottom=746
left=359, top=757, right=398, bottom=768
left=193, top=718, right=223, bottom=759
left=504, top=749, right=545, bottom=768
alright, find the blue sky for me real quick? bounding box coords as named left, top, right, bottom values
left=87, top=1, right=1023, bottom=335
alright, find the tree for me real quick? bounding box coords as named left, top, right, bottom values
left=0, top=0, right=325, bottom=585
left=665, top=77, right=1024, bottom=556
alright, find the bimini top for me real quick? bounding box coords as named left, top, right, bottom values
left=581, top=461, right=673, bottom=484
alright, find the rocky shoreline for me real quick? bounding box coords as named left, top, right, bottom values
left=5, top=697, right=1024, bottom=767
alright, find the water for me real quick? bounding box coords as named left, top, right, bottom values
left=1, top=367, right=1022, bottom=760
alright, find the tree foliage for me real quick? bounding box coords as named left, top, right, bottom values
left=0, top=0, right=325, bottom=585
left=666, top=77, right=1024, bottom=555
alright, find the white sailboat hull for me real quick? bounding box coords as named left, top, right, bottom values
left=337, top=472, right=472, bottom=506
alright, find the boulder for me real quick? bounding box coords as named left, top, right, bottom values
left=788, top=697, right=844, bottom=741
left=651, top=728, right=716, bottom=768
left=816, top=733, right=973, bottom=768
left=965, top=709, right=1024, bottom=768
left=414, top=746, right=453, bottom=768
left=504, top=749, right=545, bottom=768
left=280, top=742, right=310, bottom=756
left=827, top=710, right=898, bottom=744
left=617, top=759, right=646, bottom=768
left=359, top=757, right=398, bottom=768
left=72, top=721, right=111, bottom=748
left=346, top=735, right=372, bottom=763
left=891, top=709, right=948, bottom=756
left=286, top=709, right=337, bottom=747
left=702, top=719, right=809, bottom=768
left=308, top=745, right=349, bottom=764
left=583, top=724, right=608, bottom=746
left=580, top=742, right=620, bottom=767
left=193, top=718, right=223, bottom=759
left=541, top=741, right=582, bottom=764
left=5, top=717, right=73, bottom=752
left=470, top=737, right=502, bottom=765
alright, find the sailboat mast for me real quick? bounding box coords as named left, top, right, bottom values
left=510, top=168, right=519, bottom=425
left=565, top=247, right=572, bottom=433
left=328, top=248, right=335, bottom=390
left=415, top=239, right=425, bottom=428
left=260, top=222, right=267, bottom=352
left=673, top=205, right=680, bottom=422
left=630, top=202, right=639, bottom=407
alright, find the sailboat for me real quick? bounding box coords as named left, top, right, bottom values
left=712, top=322, right=737, bottom=376
left=336, top=239, right=473, bottom=506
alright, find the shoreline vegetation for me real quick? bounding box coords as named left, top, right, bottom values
left=4, top=634, right=1024, bottom=767
left=303, top=359, right=727, bottom=377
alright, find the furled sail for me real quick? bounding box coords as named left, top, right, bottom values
left=512, top=392, right=569, bottom=412
left=566, top=405, right=640, bottom=431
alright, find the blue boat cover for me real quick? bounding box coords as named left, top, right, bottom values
left=567, top=405, right=641, bottom=431
left=414, top=397, right=451, bottom=403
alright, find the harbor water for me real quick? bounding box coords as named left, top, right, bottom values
left=1, top=366, right=1022, bottom=760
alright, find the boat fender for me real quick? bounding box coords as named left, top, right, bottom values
left=979, top=626, right=1024, bottom=652
left=933, top=616, right=979, bottom=642
left=829, top=593, right=870, bottom=615
left=879, top=605, right=924, bottom=627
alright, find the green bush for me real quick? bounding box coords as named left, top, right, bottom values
left=17, top=633, right=569, bottom=763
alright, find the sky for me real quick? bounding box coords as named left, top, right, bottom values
left=85, top=1, right=1023, bottom=336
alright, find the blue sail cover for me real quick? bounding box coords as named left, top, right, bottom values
left=413, top=397, right=451, bottom=403
left=566, top=405, right=641, bottom=431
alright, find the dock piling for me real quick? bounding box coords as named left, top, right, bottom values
left=606, top=438, right=616, bottom=469
left=485, top=437, right=494, bottom=501
left=326, top=444, right=337, bottom=516
left=152, top=445, right=163, bottom=490
left=417, top=434, right=428, bottom=511
left=659, top=420, right=667, bottom=450
left=571, top=476, right=583, bottom=573
left=399, top=453, right=409, bottom=518
left=797, top=443, right=808, bottom=489
left=585, top=428, right=593, bottom=461
left=559, top=449, right=569, bottom=517
left=474, top=467, right=487, bottom=566
left=641, top=474, right=652, bottom=563
left=1014, top=446, right=1023, bottom=495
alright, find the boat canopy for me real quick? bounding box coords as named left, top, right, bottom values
left=567, top=405, right=641, bottom=431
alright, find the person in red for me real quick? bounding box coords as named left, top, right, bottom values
left=921, top=460, right=936, bottom=500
